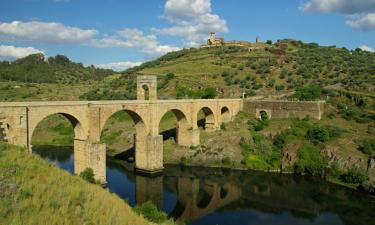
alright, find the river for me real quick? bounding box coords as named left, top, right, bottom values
left=33, top=145, right=375, bottom=225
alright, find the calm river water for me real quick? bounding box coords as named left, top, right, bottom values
left=33, top=146, right=375, bottom=225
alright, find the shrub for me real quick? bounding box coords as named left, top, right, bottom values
left=245, top=90, right=256, bottom=97
left=294, top=85, right=323, bottom=100
left=79, top=168, right=95, bottom=183
left=222, top=156, right=231, bottom=165
left=306, top=126, right=330, bottom=143
left=202, top=87, right=217, bottom=99
left=133, top=201, right=169, bottom=223
left=339, top=167, right=368, bottom=184
left=295, top=144, right=326, bottom=176
left=165, top=72, right=175, bottom=80
left=325, top=125, right=342, bottom=139
left=327, top=161, right=342, bottom=179
left=337, top=104, right=371, bottom=123
left=359, top=139, right=375, bottom=156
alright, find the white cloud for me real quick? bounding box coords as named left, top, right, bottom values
left=300, top=0, right=375, bottom=31
left=300, top=0, right=375, bottom=14
left=154, top=0, right=228, bottom=47
left=95, top=28, right=180, bottom=58
left=0, top=21, right=98, bottom=44
left=0, top=45, right=44, bottom=59
left=359, top=45, right=375, bottom=52
left=96, top=61, right=143, bottom=71
left=346, top=13, right=375, bottom=31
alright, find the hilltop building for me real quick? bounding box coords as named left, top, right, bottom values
left=201, top=32, right=265, bottom=51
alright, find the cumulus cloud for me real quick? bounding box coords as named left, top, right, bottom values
left=300, top=0, right=375, bottom=14
left=300, top=0, right=375, bottom=31
left=96, top=61, right=143, bottom=71
left=0, top=21, right=98, bottom=44
left=154, top=0, right=228, bottom=47
left=95, top=28, right=180, bottom=58
left=0, top=45, right=44, bottom=59
left=359, top=45, right=375, bottom=52
left=346, top=13, right=375, bottom=31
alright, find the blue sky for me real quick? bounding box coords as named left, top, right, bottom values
left=0, top=0, right=374, bottom=71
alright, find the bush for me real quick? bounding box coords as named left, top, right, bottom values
left=295, top=144, right=326, bottom=176
left=165, top=72, right=175, bottom=80
left=339, top=167, right=368, bottom=184
left=245, top=90, right=256, bottom=97
left=294, top=85, right=323, bottom=100
left=359, top=139, right=375, bottom=156
left=202, top=87, right=217, bottom=99
left=79, top=168, right=95, bottom=183
left=306, top=126, right=330, bottom=143
left=222, top=156, right=231, bottom=165
left=337, top=104, right=372, bottom=123
left=325, top=125, right=342, bottom=139
left=133, top=201, right=169, bottom=223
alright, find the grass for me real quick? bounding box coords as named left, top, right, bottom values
left=0, top=81, right=98, bottom=101
left=0, top=142, right=151, bottom=225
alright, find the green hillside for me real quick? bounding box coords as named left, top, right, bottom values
left=0, top=143, right=151, bottom=225
left=0, top=53, right=114, bottom=83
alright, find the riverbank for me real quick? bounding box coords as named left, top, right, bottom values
left=0, top=142, right=177, bottom=225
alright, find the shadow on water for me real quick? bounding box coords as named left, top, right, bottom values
left=33, top=146, right=375, bottom=225
left=114, top=146, right=135, bottom=162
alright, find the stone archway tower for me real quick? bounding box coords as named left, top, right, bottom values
left=137, top=75, right=157, bottom=101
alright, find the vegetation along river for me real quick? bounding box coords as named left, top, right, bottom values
left=33, top=145, right=375, bottom=225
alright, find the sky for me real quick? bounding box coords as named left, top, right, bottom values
left=0, top=0, right=374, bottom=71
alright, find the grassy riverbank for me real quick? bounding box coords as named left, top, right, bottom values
left=0, top=142, right=177, bottom=225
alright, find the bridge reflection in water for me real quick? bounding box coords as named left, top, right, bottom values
left=33, top=146, right=374, bottom=225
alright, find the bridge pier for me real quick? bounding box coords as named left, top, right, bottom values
left=177, top=128, right=200, bottom=147
left=135, top=134, right=164, bottom=175
left=74, top=139, right=106, bottom=183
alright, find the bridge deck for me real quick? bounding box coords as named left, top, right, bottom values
left=0, top=98, right=243, bottom=107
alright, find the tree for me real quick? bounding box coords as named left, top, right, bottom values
left=202, top=87, right=217, bottom=99
left=294, top=85, right=323, bottom=100
left=306, top=126, right=330, bottom=143
left=165, top=72, right=175, bottom=80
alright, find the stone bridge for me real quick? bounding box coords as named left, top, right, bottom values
left=0, top=76, right=324, bottom=183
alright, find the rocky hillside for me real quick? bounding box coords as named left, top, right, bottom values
left=84, top=39, right=374, bottom=102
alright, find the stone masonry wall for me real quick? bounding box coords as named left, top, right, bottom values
left=243, top=100, right=325, bottom=120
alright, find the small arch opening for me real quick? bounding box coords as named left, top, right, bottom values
left=142, top=84, right=149, bottom=100
left=220, top=106, right=231, bottom=123
left=259, top=110, right=268, bottom=121
left=197, top=107, right=215, bottom=130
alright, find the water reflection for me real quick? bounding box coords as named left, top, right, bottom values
left=33, top=146, right=375, bottom=225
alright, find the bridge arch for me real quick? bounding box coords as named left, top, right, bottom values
left=220, top=106, right=231, bottom=123
left=196, top=106, right=216, bottom=131
left=158, top=108, right=190, bottom=145
left=100, top=108, right=148, bottom=162
left=30, top=112, right=87, bottom=147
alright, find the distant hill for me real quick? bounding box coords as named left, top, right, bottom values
left=119, top=39, right=374, bottom=99
left=0, top=53, right=114, bottom=83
